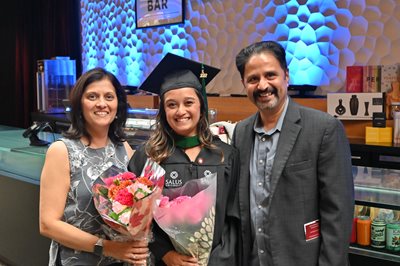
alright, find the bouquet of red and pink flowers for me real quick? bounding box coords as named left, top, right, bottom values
left=92, top=159, right=165, bottom=241
left=154, top=173, right=217, bottom=266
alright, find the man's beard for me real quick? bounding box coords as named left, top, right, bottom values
left=253, top=86, right=279, bottom=110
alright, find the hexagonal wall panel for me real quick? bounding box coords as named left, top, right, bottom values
left=81, top=0, right=400, bottom=95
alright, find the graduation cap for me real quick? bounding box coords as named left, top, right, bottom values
left=138, top=52, right=220, bottom=116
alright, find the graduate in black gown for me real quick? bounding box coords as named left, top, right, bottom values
left=128, top=53, right=240, bottom=266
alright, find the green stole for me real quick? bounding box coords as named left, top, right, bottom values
left=174, top=134, right=200, bottom=149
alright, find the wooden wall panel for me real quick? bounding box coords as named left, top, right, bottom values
left=207, top=96, right=257, bottom=122
left=127, top=95, right=159, bottom=109
left=127, top=95, right=381, bottom=140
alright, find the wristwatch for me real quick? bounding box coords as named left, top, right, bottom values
left=93, top=238, right=104, bottom=256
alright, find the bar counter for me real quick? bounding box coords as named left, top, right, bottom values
left=0, top=126, right=51, bottom=265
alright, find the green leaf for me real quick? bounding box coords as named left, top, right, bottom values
left=120, top=207, right=131, bottom=215
left=109, top=212, right=118, bottom=221
left=99, top=187, right=108, bottom=197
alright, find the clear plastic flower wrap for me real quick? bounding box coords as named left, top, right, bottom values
left=92, top=159, right=165, bottom=243
left=154, top=173, right=217, bottom=266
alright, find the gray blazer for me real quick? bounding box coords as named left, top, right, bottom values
left=232, top=98, right=354, bottom=266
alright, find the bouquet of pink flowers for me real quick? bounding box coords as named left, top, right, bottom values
left=154, top=173, right=217, bottom=266
left=92, top=159, right=165, bottom=241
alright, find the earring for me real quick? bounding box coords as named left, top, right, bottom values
left=114, top=115, right=118, bottom=120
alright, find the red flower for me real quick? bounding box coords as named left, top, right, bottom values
left=114, top=188, right=134, bottom=206
left=108, top=180, right=132, bottom=199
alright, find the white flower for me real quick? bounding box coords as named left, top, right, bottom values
left=119, top=211, right=131, bottom=225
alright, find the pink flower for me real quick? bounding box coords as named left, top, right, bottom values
left=103, top=172, right=136, bottom=186
left=125, top=183, right=151, bottom=201
left=120, top=172, right=136, bottom=181
left=158, top=196, right=170, bottom=208
left=155, top=188, right=213, bottom=226
left=111, top=200, right=128, bottom=214
left=158, top=195, right=192, bottom=208
left=134, top=191, right=146, bottom=200
left=103, top=176, right=116, bottom=186
left=173, top=196, right=191, bottom=205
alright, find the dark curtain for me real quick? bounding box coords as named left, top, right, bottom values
left=0, top=0, right=81, bottom=128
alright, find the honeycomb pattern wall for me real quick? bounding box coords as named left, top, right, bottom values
left=81, top=0, right=400, bottom=95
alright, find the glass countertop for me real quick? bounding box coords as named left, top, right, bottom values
left=353, top=166, right=400, bottom=210
left=0, top=130, right=58, bottom=185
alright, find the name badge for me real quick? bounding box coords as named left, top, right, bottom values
left=304, top=219, right=320, bottom=241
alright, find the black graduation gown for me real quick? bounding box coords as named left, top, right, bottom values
left=128, top=137, right=240, bottom=266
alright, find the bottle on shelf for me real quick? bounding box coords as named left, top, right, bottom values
left=357, top=216, right=371, bottom=246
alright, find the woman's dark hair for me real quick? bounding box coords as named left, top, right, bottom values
left=235, top=41, right=288, bottom=79
left=145, top=89, right=220, bottom=163
left=63, top=67, right=128, bottom=145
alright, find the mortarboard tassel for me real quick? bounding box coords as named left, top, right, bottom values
left=200, top=64, right=209, bottom=121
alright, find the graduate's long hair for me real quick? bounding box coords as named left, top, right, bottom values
left=144, top=88, right=221, bottom=163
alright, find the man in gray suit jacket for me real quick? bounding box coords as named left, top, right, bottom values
left=232, top=41, right=354, bottom=266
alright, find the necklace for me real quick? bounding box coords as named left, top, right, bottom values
left=174, top=134, right=200, bottom=149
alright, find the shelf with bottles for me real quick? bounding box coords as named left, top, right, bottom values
left=349, top=205, right=400, bottom=263
left=351, top=164, right=400, bottom=262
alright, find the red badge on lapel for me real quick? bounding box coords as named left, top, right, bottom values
left=304, top=219, right=320, bottom=241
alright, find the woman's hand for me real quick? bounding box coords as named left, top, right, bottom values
left=162, top=250, right=199, bottom=266
left=104, top=239, right=149, bottom=265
